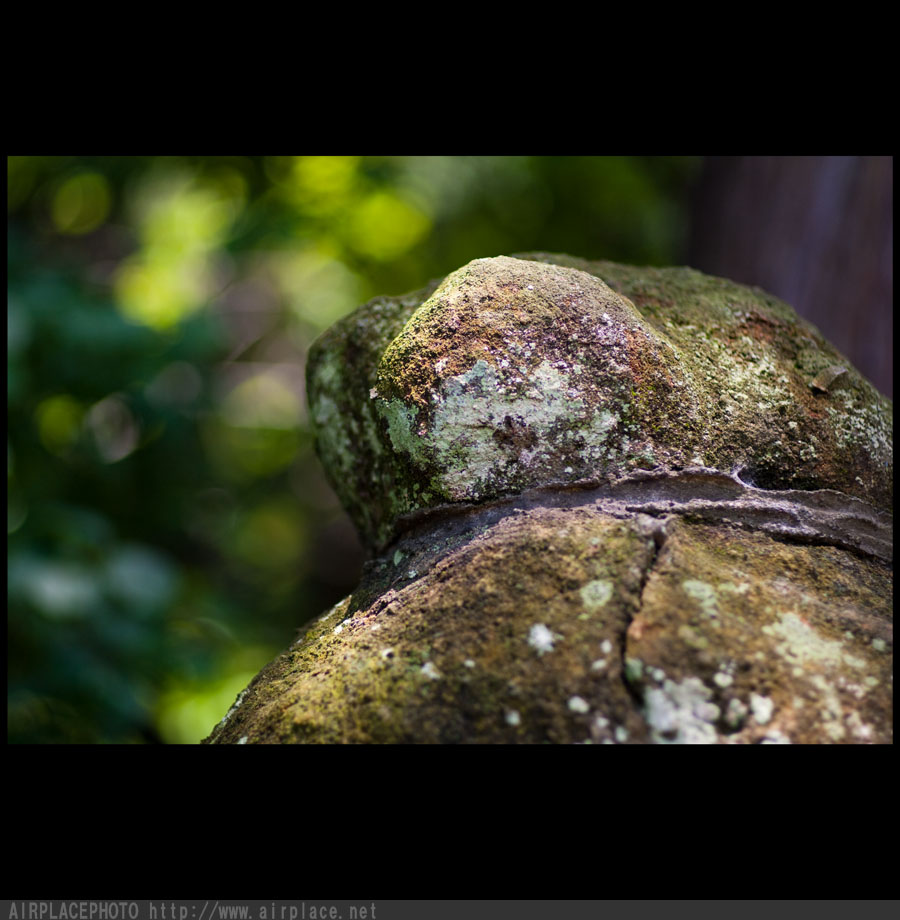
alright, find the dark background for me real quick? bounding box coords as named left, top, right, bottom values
left=7, top=155, right=892, bottom=743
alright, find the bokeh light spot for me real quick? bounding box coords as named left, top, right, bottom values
left=16, top=557, right=100, bottom=619
left=35, top=395, right=84, bottom=456
left=346, top=191, right=432, bottom=261
left=104, top=544, right=178, bottom=615
left=113, top=175, right=241, bottom=330
left=51, top=172, right=112, bottom=235
left=140, top=184, right=233, bottom=257
left=114, top=256, right=208, bottom=330
left=288, top=156, right=360, bottom=215
left=221, top=372, right=302, bottom=429
left=269, top=246, right=365, bottom=331
left=202, top=419, right=301, bottom=481
left=231, top=502, right=307, bottom=571
left=86, top=395, right=140, bottom=463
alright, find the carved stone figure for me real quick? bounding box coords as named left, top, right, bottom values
left=205, top=254, right=892, bottom=744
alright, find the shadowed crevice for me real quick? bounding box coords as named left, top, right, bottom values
left=387, top=467, right=892, bottom=565
left=620, top=516, right=670, bottom=712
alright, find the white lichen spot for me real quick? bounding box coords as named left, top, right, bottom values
left=682, top=580, right=719, bottom=620
left=379, top=399, right=422, bottom=461
left=749, top=693, right=774, bottom=725
left=713, top=672, right=734, bottom=688
left=236, top=735, right=248, bottom=744
left=580, top=579, right=613, bottom=611
left=380, top=355, right=622, bottom=502
left=600, top=639, right=613, bottom=655
left=825, top=391, right=892, bottom=460
left=644, top=677, right=721, bottom=744
left=809, top=674, right=845, bottom=740
left=420, top=661, right=442, bottom=680
left=872, top=638, right=887, bottom=652
left=760, top=730, right=791, bottom=744
left=838, top=678, right=865, bottom=700
left=463, top=658, right=476, bottom=668
left=393, top=549, right=404, bottom=566
left=528, top=623, right=558, bottom=655
left=769, top=612, right=866, bottom=672
left=651, top=668, right=666, bottom=683
left=505, top=710, right=521, bottom=727
left=845, top=711, right=874, bottom=741
left=591, top=659, right=608, bottom=672
left=578, top=410, right=618, bottom=461
left=725, top=698, right=748, bottom=728
left=568, top=696, right=590, bottom=714
left=615, top=726, right=628, bottom=743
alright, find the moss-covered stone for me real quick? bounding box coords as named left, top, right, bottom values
left=207, top=506, right=660, bottom=744
left=207, top=253, right=892, bottom=744
left=308, top=254, right=891, bottom=551
left=206, top=503, right=891, bottom=744
left=625, top=521, right=892, bottom=744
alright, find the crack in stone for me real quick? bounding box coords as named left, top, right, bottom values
left=620, top=515, right=670, bottom=713
left=387, top=466, right=892, bottom=564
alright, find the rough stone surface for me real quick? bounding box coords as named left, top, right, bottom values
left=307, top=253, right=891, bottom=551
left=205, top=254, right=892, bottom=745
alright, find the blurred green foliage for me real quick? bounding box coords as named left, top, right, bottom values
left=7, top=155, right=701, bottom=743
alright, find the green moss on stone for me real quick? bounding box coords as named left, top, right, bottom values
left=308, top=254, right=892, bottom=550
left=216, top=253, right=893, bottom=745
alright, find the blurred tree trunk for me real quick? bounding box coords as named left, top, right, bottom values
left=688, top=156, right=893, bottom=397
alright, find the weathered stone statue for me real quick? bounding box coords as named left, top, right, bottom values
left=205, top=254, right=892, bottom=744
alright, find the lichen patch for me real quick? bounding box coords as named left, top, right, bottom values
left=580, top=579, right=613, bottom=611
